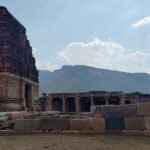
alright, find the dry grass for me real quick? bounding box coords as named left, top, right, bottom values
left=0, top=133, right=150, bottom=150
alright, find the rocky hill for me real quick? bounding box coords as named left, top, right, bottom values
left=39, top=65, right=150, bottom=94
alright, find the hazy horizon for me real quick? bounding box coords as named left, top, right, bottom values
left=39, top=64, right=150, bottom=75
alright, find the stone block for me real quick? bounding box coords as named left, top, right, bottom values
left=39, top=118, right=70, bottom=130
left=137, top=102, right=150, bottom=116
left=145, top=116, right=150, bottom=130
left=11, top=111, right=27, bottom=120
left=6, top=104, right=22, bottom=111
left=70, top=119, right=89, bottom=130
left=105, top=130, right=121, bottom=134
left=79, top=130, right=106, bottom=134
left=50, top=130, right=62, bottom=133
left=14, top=119, right=40, bottom=131
left=89, top=118, right=105, bottom=130
left=0, top=130, right=16, bottom=135
left=90, top=106, right=103, bottom=118
left=125, top=117, right=145, bottom=130
left=105, top=117, right=125, bottom=130
left=23, top=113, right=40, bottom=119
left=62, top=130, right=80, bottom=134
left=144, top=130, right=150, bottom=136
left=122, top=130, right=144, bottom=136
left=102, top=104, right=137, bottom=118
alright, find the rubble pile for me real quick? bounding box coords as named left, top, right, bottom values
left=0, top=112, right=13, bottom=130
left=0, top=111, right=26, bottom=130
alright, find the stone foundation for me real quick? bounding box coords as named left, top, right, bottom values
left=11, top=102, right=150, bottom=136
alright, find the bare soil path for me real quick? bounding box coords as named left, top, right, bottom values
left=0, top=133, right=150, bottom=150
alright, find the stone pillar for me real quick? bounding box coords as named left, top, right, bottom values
left=30, top=85, right=34, bottom=111
left=105, top=94, right=109, bottom=105
left=75, top=95, right=80, bottom=113
left=62, top=96, right=65, bottom=113
left=46, top=96, right=53, bottom=111
left=120, top=95, right=126, bottom=105
left=90, top=95, right=94, bottom=106
left=20, top=78, right=26, bottom=110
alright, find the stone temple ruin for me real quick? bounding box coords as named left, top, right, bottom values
left=1, top=6, right=150, bottom=137
left=0, top=6, right=39, bottom=111
left=46, top=91, right=150, bottom=113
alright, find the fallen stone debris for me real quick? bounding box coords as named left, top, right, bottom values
left=0, top=112, right=13, bottom=130
left=0, top=111, right=26, bottom=130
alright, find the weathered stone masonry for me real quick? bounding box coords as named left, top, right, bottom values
left=14, top=102, right=150, bottom=136
left=0, top=6, right=39, bottom=111
left=46, top=91, right=149, bottom=113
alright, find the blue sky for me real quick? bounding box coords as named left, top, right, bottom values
left=1, top=0, right=150, bottom=73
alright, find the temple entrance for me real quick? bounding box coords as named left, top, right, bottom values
left=24, top=84, right=32, bottom=109
left=93, top=97, right=106, bottom=105
left=52, top=98, right=62, bottom=112
left=80, top=97, right=91, bottom=112
left=65, top=97, right=75, bottom=112
left=108, top=96, right=120, bottom=105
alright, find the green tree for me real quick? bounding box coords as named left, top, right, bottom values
left=39, top=93, right=47, bottom=111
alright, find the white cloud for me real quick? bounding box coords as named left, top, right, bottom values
left=36, top=60, right=59, bottom=71
left=32, top=48, right=37, bottom=54
left=32, top=48, right=59, bottom=71
left=132, top=17, right=150, bottom=28
left=56, top=39, right=150, bottom=73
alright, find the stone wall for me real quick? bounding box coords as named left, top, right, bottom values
left=0, top=73, right=39, bottom=111
left=14, top=102, right=150, bottom=136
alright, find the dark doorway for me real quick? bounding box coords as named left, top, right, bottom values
left=52, top=98, right=62, bottom=112
left=93, top=97, right=106, bottom=105
left=65, top=97, right=75, bottom=112
left=125, top=100, right=131, bottom=104
left=108, top=96, right=120, bottom=105
left=80, top=97, right=91, bottom=112
left=25, top=84, right=32, bottom=109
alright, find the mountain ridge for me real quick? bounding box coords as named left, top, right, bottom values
left=39, top=65, right=150, bottom=94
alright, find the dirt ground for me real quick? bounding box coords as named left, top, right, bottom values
left=0, top=133, right=150, bottom=150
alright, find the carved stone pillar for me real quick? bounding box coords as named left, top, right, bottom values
left=62, top=96, right=65, bottom=113
left=20, top=78, right=26, bottom=110
left=90, top=95, right=94, bottom=106
left=105, top=94, right=109, bottom=105
left=46, top=96, right=53, bottom=111
left=30, top=85, right=34, bottom=111
left=120, top=94, right=126, bottom=105
left=75, top=95, right=80, bottom=113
